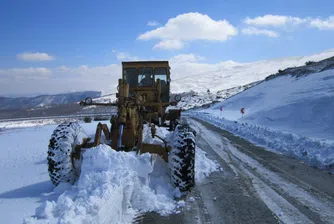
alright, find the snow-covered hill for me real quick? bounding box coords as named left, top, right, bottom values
left=173, top=81, right=259, bottom=110
left=207, top=64, right=334, bottom=141
left=170, top=49, right=334, bottom=93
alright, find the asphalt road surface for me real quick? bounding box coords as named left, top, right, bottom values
left=136, top=117, right=334, bottom=224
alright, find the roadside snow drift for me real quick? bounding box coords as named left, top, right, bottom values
left=187, top=69, right=334, bottom=172
left=18, top=123, right=219, bottom=224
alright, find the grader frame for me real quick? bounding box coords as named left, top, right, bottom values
left=78, top=61, right=182, bottom=162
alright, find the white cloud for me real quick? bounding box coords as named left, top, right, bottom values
left=244, top=14, right=334, bottom=31
left=0, top=67, right=52, bottom=85
left=147, top=21, right=159, bottom=26
left=63, top=64, right=120, bottom=77
left=0, top=64, right=122, bottom=96
left=138, top=12, right=238, bottom=50
left=0, top=67, right=51, bottom=78
left=116, top=52, right=137, bottom=61
left=16, top=52, right=55, bottom=61
left=242, top=27, right=279, bottom=38
left=244, top=14, right=307, bottom=26
left=153, top=40, right=184, bottom=50
left=170, top=54, right=205, bottom=63
left=56, top=65, right=70, bottom=72
left=0, top=53, right=212, bottom=95
left=309, top=16, right=334, bottom=30
left=113, top=51, right=139, bottom=61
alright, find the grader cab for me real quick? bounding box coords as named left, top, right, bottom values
left=47, top=61, right=196, bottom=192
left=121, top=61, right=182, bottom=130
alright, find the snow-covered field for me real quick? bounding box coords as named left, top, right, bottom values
left=187, top=68, right=334, bottom=172
left=0, top=121, right=219, bottom=224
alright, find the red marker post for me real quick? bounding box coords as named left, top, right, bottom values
left=220, top=106, right=223, bottom=116
left=241, top=108, right=245, bottom=118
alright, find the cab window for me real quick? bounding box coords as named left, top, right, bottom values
left=154, top=67, right=167, bottom=87
left=123, top=68, right=137, bottom=88
left=155, top=67, right=169, bottom=102
left=138, top=67, right=153, bottom=87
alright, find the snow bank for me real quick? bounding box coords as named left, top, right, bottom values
left=23, top=124, right=219, bottom=224
left=188, top=112, right=334, bottom=172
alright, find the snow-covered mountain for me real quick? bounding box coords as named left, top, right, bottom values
left=0, top=91, right=101, bottom=110
left=171, top=49, right=334, bottom=93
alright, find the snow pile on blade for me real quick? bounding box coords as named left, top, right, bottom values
left=24, top=146, right=173, bottom=224
left=24, top=125, right=219, bottom=224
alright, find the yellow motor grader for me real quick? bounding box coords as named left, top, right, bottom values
left=47, top=61, right=196, bottom=192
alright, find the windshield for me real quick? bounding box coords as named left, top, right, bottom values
left=138, top=67, right=153, bottom=87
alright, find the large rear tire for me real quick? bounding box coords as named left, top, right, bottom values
left=47, top=122, right=88, bottom=186
left=170, top=123, right=196, bottom=192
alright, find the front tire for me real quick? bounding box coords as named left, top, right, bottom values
left=47, top=122, right=88, bottom=186
left=170, top=123, right=196, bottom=192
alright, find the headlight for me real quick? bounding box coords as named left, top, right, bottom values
left=174, top=95, right=181, bottom=102
left=84, top=97, right=93, bottom=105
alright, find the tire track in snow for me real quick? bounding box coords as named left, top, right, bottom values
left=242, top=168, right=312, bottom=224
left=230, top=148, right=334, bottom=223
left=188, top=118, right=334, bottom=224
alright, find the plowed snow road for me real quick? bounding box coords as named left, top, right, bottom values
left=138, top=117, right=334, bottom=224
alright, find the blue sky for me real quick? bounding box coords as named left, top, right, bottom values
left=0, top=0, right=334, bottom=95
